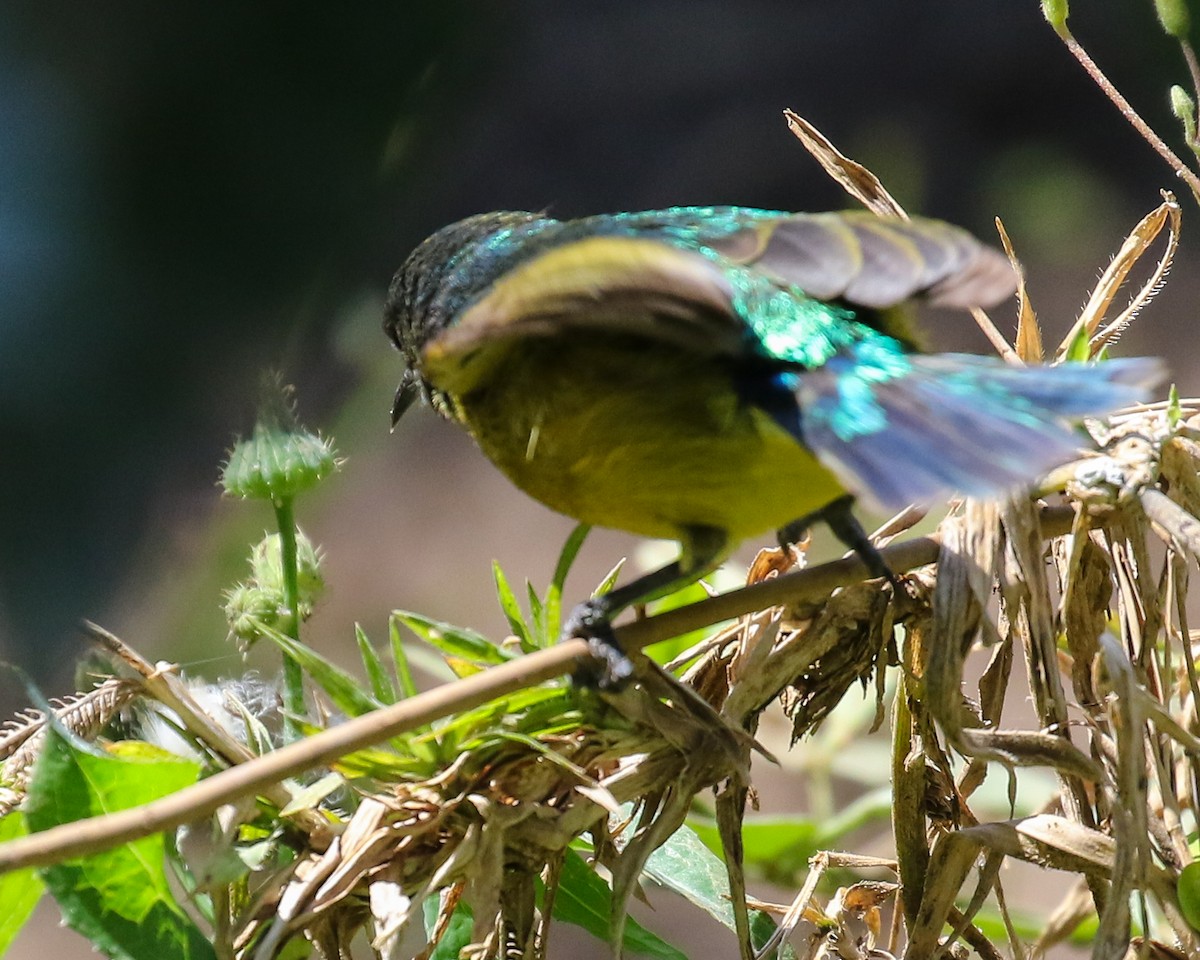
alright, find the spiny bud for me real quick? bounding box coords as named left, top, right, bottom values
left=221, top=378, right=339, bottom=501
left=224, top=531, right=325, bottom=647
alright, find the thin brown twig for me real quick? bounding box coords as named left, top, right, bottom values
left=1057, top=31, right=1200, bottom=204
left=970, top=307, right=1021, bottom=364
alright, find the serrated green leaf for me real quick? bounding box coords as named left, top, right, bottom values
left=392, top=611, right=514, bottom=665
left=25, top=731, right=213, bottom=960
left=0, top=813, right=44, bottom=954
left=644, top=823, right=795, bottom=958
left=493, top=561, right=533, bottom=651
left=356, top=624, right=397, bottom=705
left=553, top=849, right=686, bottom=959
left=258, top=622, right=384, bottom=718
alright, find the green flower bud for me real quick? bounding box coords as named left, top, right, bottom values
left=1172, top=84, right=1197, bottom=143
left=1155, top=0, right=1191, bottom=40
left=250, top=531, right=325, bottom=601
left=224, top=531, right=325, bottom=647
left=1041, top=0, right=1070, bottom=36
left=222, top=421, right=338, bottom=501
left=224, top=582, right=280, bottom=646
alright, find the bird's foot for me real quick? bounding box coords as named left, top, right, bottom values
left=563, top=599, right=636, bottom=690
left=778, top=495, right=898, bottom=586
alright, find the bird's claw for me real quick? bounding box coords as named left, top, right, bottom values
left=564, top=600, right=636, bottom=690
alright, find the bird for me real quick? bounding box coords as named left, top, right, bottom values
left=383, top=206, right=1162, bottom=686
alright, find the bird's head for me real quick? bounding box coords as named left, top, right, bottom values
left=384, top=211, right=544, bottom=423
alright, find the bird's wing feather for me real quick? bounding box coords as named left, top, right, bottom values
left=706, top=212, right=1016, bottom=310
left=424, top=235, right=744, bottom=363
left=795, top=353, right=1163, bottom=513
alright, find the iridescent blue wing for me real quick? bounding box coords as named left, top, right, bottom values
left=795, top=351, right=1164, bottom=513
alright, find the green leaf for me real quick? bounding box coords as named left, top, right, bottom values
left=1168, top=383, right=1183, bottom=428
left=493, top=561, right=533, bottom=651
left=392, top=611, right=515, bottom=665
left=278, top=772, right=344, bottom=817
left=356, top=623, right=397, bottom=705
left=423, top=894, right=475, bottom=960
left=644, top=823, right=795, bottom=958
left=526, top=581, right=547, bottom=647
left=0, top=813, right=44, bottom=954
left=547, top=525, right=591, bottom=637
left=593, top=558, right=626, bottom=598
left=645, top=580, right=721, bottom=664
left=388, top=614, right=420, bottom=699
left=553, top=849, right=686, bottom=959
left=1179, top=861, right=1200, bottom=930
left=1063, top=320, right=1091, bottom=363
left=689, top=793, right=891, bottom=885
left=259, top=622, right=384, bottom=718
left=25, top=731, right=214, bottom=960
left=422, top=685, right=572, bottom=747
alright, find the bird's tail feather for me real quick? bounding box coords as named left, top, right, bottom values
left=796, top=354, right=1165, bottom=513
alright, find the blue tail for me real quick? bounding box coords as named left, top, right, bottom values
left=794, top=352, right=1164, bottom=513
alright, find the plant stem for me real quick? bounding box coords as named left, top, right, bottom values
left=1058, top=29, right=1200, bottom=205
left=273, top=496, right=304, bottom=739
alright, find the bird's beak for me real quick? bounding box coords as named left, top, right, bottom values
left=390, top=368, right=421, bottom=430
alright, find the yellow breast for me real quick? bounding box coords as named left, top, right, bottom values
left=427, top=334, right=847, bottom=544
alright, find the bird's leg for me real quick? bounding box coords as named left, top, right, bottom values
left=566, top=525, right=727, bottom=689
left=777, top=494, right=896, bottom=584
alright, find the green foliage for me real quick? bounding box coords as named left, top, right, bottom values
left=423, top=896, right=475, bottom=960
left=1178, top=861, right=1200, bottom=930
left=643, top=824, right=796, bottom=959
left=553, top=849, right=687, bottom=959
left=24, top=730, right=211, bottom=960
left=0, top=814, right=43, bottom=954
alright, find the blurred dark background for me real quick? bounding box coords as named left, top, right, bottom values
left=1, top=1, right=1191, bottom=696
left=2, top=1, right=1195, bottom=957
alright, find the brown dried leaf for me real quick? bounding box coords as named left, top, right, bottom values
left=995, top=217, right=1041, bottom=363
left=783, top=110, right=908, bottom=219
left=1055, top=194, right=1178, bottom=360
